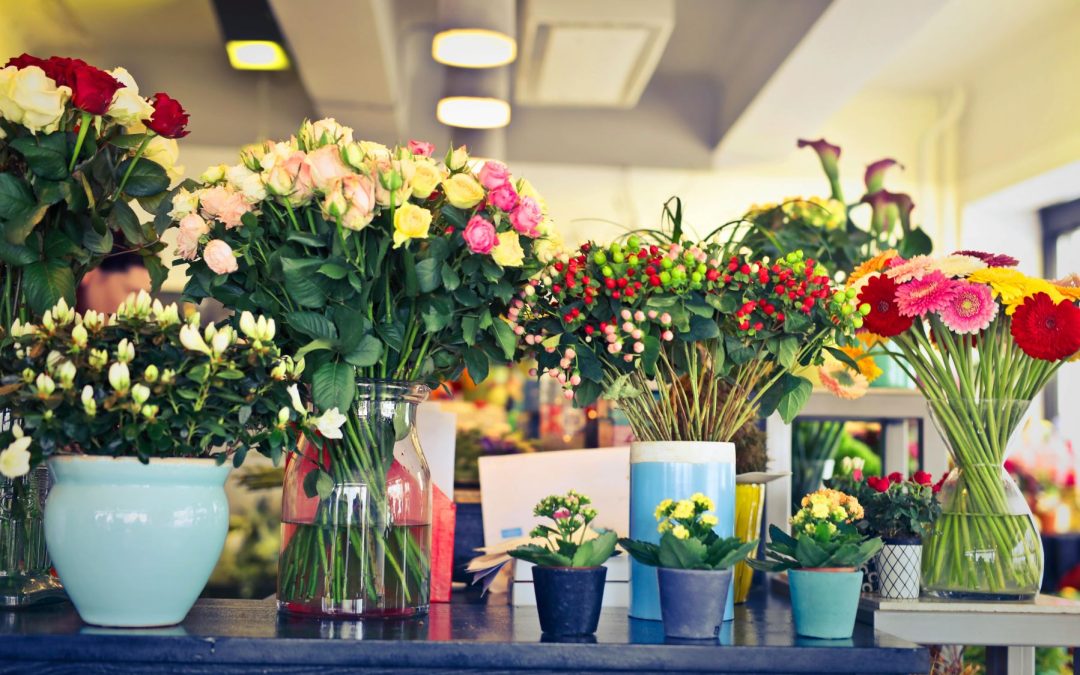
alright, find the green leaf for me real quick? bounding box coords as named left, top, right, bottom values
left=415, top=258, right=442, bottom=293
left=303, top=468, right=336, bottom=500
left=0, top=174, right=34, bottom=218
left=312, top=361, right=354, bottom=413
left=317, top=262, right=349, bottom=280
left=440, top=263, right=461, bottom=291
left=618, top=538, right=661, bottom=567
left=0, top=242, right=37, bottom=266
left=899, top=227, right=933, bottom=257
left=83, top=226, right=114, bottom=255
left=463, top=348, right=489, bottom=384
left=108, top=200, right=145, bottom=245
left=109, top=133, right=150, bottom=149
left=571, top=531, right=618, bottom=567
left=188, top=363, right=210, bottom=384
left=282, top=258, right=327, bottom=309
left=11, top=133, right=68, bottom=180
left=3, top=202, right=50, bottom=245
left=641, top=335, right=661, bottom=376
left=777, top=336, right=800, bottom=370
left=116, top=158, right=169, bottom=197
left=825, top=346, right=862, bottom=373
left=507, top=545, right=572, bottom=568
left=294, top=338, right=336, bottom=361
left=343, top=335, right=382, bottom=367
left=287, top=311, right=339, bottom=340
left=679, top=314, right=720, bottom=341
left=287, top=231, right=327, bottom=247
left=461, top=315, right=479, bottom=347
left=658, top=533, right=708, bottom=570
left=777, top=376, right=813, bottom=423
left=21, top=259, right=75, bottom=316
left=491, top=319, right=516, bottom=361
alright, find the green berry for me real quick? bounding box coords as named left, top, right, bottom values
left=612, top=252, right=625, bottom=264
left=691, top=272, right=704, bottom=283
left=786, top=252, right=798, bottom=263
left=696, top=263, right=707, bottom=275
left=593, top=252, right=607, bottom=265
left=846, top=288, right=858, bottom=299
left=627, top=235, right=641, bottom=250
left=659, top=271, right=671, bottom=284
left=628, top=254, right=639, bottom=267
left=672, top=267, right=687, bottom=280
left=859, top=303, right=871, bottom=316
left=841, top=304, right=854, bottom=315
left=852, top=317, right=864, bottom=329
left=602, top=265, right=614, bottom=277
left=661, top=258, right=673, bottom=270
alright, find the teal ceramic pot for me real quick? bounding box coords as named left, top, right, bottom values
left=788, top=569, right=863, bottom=639
left=45, top=456, right=231, bottom=627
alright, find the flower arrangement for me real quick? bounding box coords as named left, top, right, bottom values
left=0, top=293, right=323, bottom=477
left=619, top=494, right=757, bottom=570
left=861, top=471, right=942, bottom=540
left=852, top=251, right=1080, bottom=596
left=508, top=491, right=618, bottom=568
left=752, top=488, right=883, bottom=571
left=512, top=237, right=864, bottom=442
left=0, top=53, right=189, bottom=323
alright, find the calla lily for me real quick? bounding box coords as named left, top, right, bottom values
left=864, top=158, right=902, bottom=194
left=797, top=138, right=843, bottom=201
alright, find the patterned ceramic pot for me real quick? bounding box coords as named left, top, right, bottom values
left=876, top=537, right=922, bottom=599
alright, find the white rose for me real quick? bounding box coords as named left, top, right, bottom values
left=105, top=67, right=153, bottom=127
left=168, top=187, right=200, bottom=220
left=0, top=66, right=70, bottom=134
left=226, top=164, right=267, bottom=203
left=259, top=141, right=296, bottom=172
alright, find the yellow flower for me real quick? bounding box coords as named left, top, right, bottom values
left=968, top=268, right=1065, bottom=315
left=657, top=520, right=672, bottom=534
left=654, top=499, right=673, bottom=520
left=839, top=345, right=883, bottom=382
left=411, top=159, right=445, bottom=199
left=442, top=173, right=485, bottom=209
left=700, top=514, right=718, bottom=527
left=672, top=525, right=690, bottom=540
left=847, top=249, right=899, bottom=288
left=810, top=502, right=830, bottom=519
left=690, top=492, right=714, bottom=511
left=491, top=231, right=525, bottom=267
left=392, top=203, right=432, bottom=248
left=671, top=499, right=695, bottom=520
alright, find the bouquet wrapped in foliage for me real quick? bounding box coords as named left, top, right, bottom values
left=852, top=251, right=1080, bottom=598
left=0, top=292, right=318, bottom=476
left=0, top=53, right=189, bottom=322
left=509, top=491, right=618, bottom=568
left=512, top=236, right=864, bottom=442
left=620, top=493, right=756, bottom=571
left=169, top=119, right=558, bottom=617
left=862, top=471, right=942, bottom=540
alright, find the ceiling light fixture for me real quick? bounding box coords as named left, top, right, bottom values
left=436, top=96, right=511, bottom=129
left=212, top=0, right=291, bottom=71
left=432, top=29, right=517, bottom=68
left=226, top=40, right=290, bottom=71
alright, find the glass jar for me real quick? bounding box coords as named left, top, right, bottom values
left=277, top=381, right=432, bottom=618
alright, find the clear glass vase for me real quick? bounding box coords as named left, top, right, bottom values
left=921, top=400, right=1043, bottom=600
left=277, top=380, right=432, bottom=618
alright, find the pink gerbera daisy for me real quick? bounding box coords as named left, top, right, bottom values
left=938, top=281, right=998, bottom=334
left=886, top=255, right=936, bottom=283
left=896, top=271, right=959, bottom=317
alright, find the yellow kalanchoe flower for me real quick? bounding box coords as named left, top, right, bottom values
left=654, top=498, right=673, bottom=521
left=690, top=492, right=714, bottom=511
left=672, top=525, right=690, bottom=540
left=671, top=499, right=695, bottom=520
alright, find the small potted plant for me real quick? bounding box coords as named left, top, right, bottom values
left=751, top=488, right=883, bottom=639
left=0, top=293, right=337, bottom=627
left=863, top=471, right=941, bottom=599
left=620, top=494, right=757, bottom=639
left=508, top=491, right=618, bottom=637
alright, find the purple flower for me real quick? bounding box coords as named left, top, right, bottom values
left=798, top=138, right=843, bottom=201
left=865, top=158, right=902, bottom=193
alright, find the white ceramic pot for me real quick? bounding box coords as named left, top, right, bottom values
left=876, top=538, right=923, bottom=599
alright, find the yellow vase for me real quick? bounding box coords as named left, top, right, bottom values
left=733, top=483, right=766, bottom=603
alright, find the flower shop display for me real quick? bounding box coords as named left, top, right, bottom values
left=752, top=489, right=883, bottom=639
left=513, top=228, right=864, bottom=619
left=0, top=52, right=188, bottom=608
left=852, top=252, right=1080, bottom=599
left=621, top=495, right=756, bottom=639
left=508, top=491, right=618, bottom=636
left=171, top=120, right=557, bottom=618
left=0, top=293, right=319, bottom=626
left=790, top=420, right=846, bottom=511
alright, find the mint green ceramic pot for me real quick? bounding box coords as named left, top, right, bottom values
left=45, top=456, right=231, bottom=627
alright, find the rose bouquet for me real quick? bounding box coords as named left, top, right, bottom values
left=851, top=251, right=1080, bottom=598
left=169, top=119, right=557, bottom=617
left=0, top=53, right=189, bottom=323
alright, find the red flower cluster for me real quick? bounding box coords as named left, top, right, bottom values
left=144, top=92, right=190, bottom=139
left=732, top=255, right=835, bottom=332
left=1010, top=292, right=1080, bottom=362
left=867, top=470, right=939, bottom=494
left=858, top=274, right=914, bottom=337
left=6, top=53, right=123, bottom=115
left=866, top=475, right=891, bottom=493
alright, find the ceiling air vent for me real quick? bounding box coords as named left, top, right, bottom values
left=515, top=0, right=674, bottom=109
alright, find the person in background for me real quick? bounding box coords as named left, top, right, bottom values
left=75, top=247, right=151, bottom=314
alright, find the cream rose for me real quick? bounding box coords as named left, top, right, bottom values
left=176, top=213, right=209, bottom=260
left=300, top=118, right=353, bottom=149
left=106, top=67, right=153, bottom=127
left=491, top=231, right=525, bottom=267
left=203, top=239, right=238, bottom=275
left=533, top=220, right=564, bottom=264
left=442, top=173, right=484, bottom=209
left=225, top=164, right=267, bottom=203
left=0, top=66, right=70, bottom=134
left=323, top=173, right=377, bottom=231
left=199, top=185, right=251, bottom=229
left=447, top=145, right=469, bottom=171
left=410, top=158, right=445, bottom=199
left=167, top=187, right=199, bottom=220
left=143, top=136, right=183, bottom=181
left=307, top=145, right=351, bottom=192
left=392, top=203, right=432, bottom=248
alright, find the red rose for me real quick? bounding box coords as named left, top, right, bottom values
left=912, top=470, right=932, bottom=486
left=867, top=476, right=890, bottom=493
left=1010, top=292, right=1080, bottom=362
left=858, top=274, right=914, bottom=338
left=6, top=53, right=47, bottom=70
left=144, top=93, right=189, bottom=139
left=70, top=64, right=124, bottom=115
left=43, top=56, right=89, bottom=89
left=932, top=475, right=946, bottom=494
left=888, top=471, right=903, bottom=484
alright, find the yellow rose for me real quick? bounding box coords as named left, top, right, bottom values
left=0, top=65, right=70, bottom=133
left=447, top=145, right=469, bottom=171
left=411, top=159, right=445, bottom=199
left=442, top=173, right=484, bottom=209
left=143, top=136, right=183, bottom=181
left=491, top=231, right=524, bottom=267
left=672, top=525, right=690, bottom=540
left=671, top=499, right=695, bottom=520
left=392, top=203, right=432, bottom=248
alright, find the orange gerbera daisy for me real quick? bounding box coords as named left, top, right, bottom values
left=847, top=249, right=899, bottom=288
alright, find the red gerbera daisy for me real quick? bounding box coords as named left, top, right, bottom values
left=858, top=274, right=914, bottom=337
left=1010, top=293, right=1080, bottom=361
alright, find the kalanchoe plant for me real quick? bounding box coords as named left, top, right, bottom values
left=0, top=292, right=333, bottom=477
left=860, top=471, right=942, bottom=540
left=751, top=489, right=883, bottom=571
left=509, top=491, right=618, bottom=568
left=0, top=53, right=190, bottom=323
left=619, top=494, right=757, bottom=571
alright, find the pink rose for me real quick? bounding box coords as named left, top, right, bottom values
left=203, top=239, right=238, bottom=275
left=407, top=139, right=434, bottom=157
left=323, top=173, right=377, bottom=231
left=489, top=184, right=519, bottom=212
left=477, top=160, right=510, bottom=190
left=307, top=145, right=350, bottom=192
left=510, top=196, right=543, bottom=238
left=198, top=185, right=252, bottom=230
left=283, top=151, right=314, bottom=204
left=462, top=215, right=497, bottom=254
left=176, top=213, right=209, bottom=260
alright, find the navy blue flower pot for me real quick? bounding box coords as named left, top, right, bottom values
left=532, top=566, right=606, bottom=636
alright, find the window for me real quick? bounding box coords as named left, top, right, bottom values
left=1039, top=198, right=1080, bottom=440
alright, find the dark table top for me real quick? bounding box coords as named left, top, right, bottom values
left=0, top=589, right=929, bottom=674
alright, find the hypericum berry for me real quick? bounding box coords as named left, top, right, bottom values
left=552, top=284, right=562, bottom=294
left=605, top=278, right=616, bottom=290
left=650, top=275, right=662, bottom=287
left=612, top=291, right=620, bottom=299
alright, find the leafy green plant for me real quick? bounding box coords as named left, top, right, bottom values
left=619, top=494, right=757, bottom=571
left=509, top=491, right=618, bottom=568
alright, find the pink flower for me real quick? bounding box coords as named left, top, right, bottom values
left=198, top=185, right=251, bottom=230
left=203, top=239, right=238, bottom=275
left=307, top=145, right=350, bottom=192
left=552, top=508, right=571, bottom=520
left=886, top=255, right=935, bottom=283
left=323, top=173, right=377, bottom=231
left=896, top=271, right=959, bottom=317
left=489, top=184, right=519, bottom=212
left=510, top=196, right=543, bottom=238
left=477, top=160, right=510, bottom=190
left=176, top=213, right=209, bottom=260
left=938, top=281, right=998, bottom=334
left=462, top=215, right=497, bottom=254
left=283, top=151, right=315, bottom=204
left=407, top=140, right=434, bottom=157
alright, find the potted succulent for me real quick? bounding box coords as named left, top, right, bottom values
left=0, top=293, right=333, bottom=627
left=508, top=491, right=618, bottom=637
left=620, top=494, right=756, bottom=639
left=863, top=471, right=941, bottom=598
left=751, top=489, right=883, bottom=639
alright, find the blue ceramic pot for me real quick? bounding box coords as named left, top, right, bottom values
left=788, top=569, right=863, bottom=639
left=532, top=566, right=607, bottom=636
left=657, top=567, right=732, bottom=639
left=629, top=442, right=735, bottom=621
left=45, top=456, right=231, bottom=627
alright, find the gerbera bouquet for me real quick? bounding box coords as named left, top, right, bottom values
left=169, top=118, right=558, bottom=617
left=0, top=53, right=189, bottom=323
left=851, top=250, right=1080, bottom=597
left=511, top=237, right=864, bottom=442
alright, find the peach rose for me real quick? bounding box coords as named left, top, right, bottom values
left=198, top=185, right=251, bottom=229
left=203, top=239, right=238, bottom=275
left=176, top=213, right=209, bottom=260
left=323, top=173, right=377, bottom=231
left=307, top=145, right=350, bottom=192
